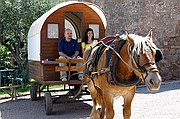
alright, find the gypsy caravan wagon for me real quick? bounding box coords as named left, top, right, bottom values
left=27, top=1, right=107, bottom=114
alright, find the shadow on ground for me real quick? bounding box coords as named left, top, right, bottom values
left=1, top=81, right=180, bottom=119
left=136, top=81, right=180, bottom=94
left=0, top=97, right=92, bottom=119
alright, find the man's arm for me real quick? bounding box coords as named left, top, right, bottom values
left=71, top=39, right=80, bottom=58
left=71, top=51, right=79, bottom=58
left=59, top=51, right=71, bottom=59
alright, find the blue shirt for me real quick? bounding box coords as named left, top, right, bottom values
left=58, top=38, right=80, bottom=57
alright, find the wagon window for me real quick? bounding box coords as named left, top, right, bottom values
left=47, top=23, right=59, bottom=39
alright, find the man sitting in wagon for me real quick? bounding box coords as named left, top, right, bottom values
left=58, top=28, right=83, bottom=81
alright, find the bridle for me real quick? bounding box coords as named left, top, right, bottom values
left=133, top=50, right=159, bottom=73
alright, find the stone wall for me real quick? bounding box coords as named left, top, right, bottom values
left=79, top=0, right=180, bottom=80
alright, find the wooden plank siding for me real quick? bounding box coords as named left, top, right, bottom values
left=28, top=61, right=43, bottom=82
left=42, top=64, right=59, bottom=81
left=29, top=60, right=59, bottom=82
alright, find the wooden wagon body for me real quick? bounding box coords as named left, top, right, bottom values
left=28, top=1, right=106, bottom=84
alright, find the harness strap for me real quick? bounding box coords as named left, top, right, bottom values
left=109, top=39, right=127, bottom=85
left=86, top=46, right=93, bottom=62
left=99, top=38, right=143, bottom=86
left=91, top=68, right=110, bottom=75
left=85, top=37, right=142, bottom=86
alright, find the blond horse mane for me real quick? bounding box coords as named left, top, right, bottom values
left=126, top=34, right=157, bottom=55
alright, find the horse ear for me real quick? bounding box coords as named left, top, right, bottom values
left=125, top=31, right=129, bottom=35
left=126, top=35, right=134, bottom=45
left=147, top=29, right=153, bottom=39
left=115, top=34, right=120, bottom=40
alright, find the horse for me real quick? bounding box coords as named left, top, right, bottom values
left=83, top=30, right=162, bottom=119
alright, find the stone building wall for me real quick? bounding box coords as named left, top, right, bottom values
left=77, top=0, right=180, bottom=80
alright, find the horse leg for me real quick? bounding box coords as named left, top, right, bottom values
left=100, top=102, right=105, bottom=119
left=90, top=90, right=105, bottom=119
left=122, top=87, right=136, bottom=119
left=90, top=98, right=101, bottom=119
left=88, top=82, right=101, bottom=119
left=104, top=94, right=114, bottom=119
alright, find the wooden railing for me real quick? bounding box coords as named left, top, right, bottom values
left=55, top=59, right=85, bottom=72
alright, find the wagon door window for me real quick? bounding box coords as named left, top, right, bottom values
left=65, top=19, right=77, bottom=39
left=65, top=12, right=82, bottom=43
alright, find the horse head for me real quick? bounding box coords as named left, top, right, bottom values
left=121, top=30, right=161, bottom=92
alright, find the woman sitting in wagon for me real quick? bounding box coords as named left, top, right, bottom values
left=81, top=28, right=98, bottom=53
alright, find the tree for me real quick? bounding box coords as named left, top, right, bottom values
left=0, top=0, right=63, bottom=80
left=0, top=44, right=10, bottom=67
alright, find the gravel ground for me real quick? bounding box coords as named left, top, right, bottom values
left=0, top=80, right=180, bottom=119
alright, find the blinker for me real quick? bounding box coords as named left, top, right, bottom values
left=155, top=49, right=163, bottom=63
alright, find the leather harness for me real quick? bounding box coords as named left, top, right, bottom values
left=84, top=35, right=163, bottom=86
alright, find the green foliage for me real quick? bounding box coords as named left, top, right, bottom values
left=0, top=44, right=11, bottom=67
left=0, top=0, right=64, bottom=83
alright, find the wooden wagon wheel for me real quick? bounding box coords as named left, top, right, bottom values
left=30, top=82, right=37, bottom=101
left=45, top=92, right=53, bottom=115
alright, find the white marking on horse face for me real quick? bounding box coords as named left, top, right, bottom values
left=145, top=71, right=161, bottom=92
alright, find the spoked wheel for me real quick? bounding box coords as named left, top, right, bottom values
left=30, top=82, right=37, bottom=101
left=44, top=92, right=53, bottom=115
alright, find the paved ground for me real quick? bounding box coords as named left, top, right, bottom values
left=0, top=80, right=180, bottom=119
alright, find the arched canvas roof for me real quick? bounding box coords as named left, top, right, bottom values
left=28, top=1, right=107, bottom=38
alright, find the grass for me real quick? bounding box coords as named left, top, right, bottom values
left=0, top=83, right=65, bottom=95
left=0, top=78, right=72, bottom=96
left=0, top=84, right=30, bottom=95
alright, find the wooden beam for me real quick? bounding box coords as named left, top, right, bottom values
left=55, top=59, right=84, bottom=63
left=55, top=66, right=85, bottom=72
left=0, top=85, right=20, bottom=101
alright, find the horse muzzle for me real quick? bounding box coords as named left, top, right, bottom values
left=145, top=71, right=161, bottom=92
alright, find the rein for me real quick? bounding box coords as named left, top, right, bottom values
left=100, top=40, right=140, bottom=73
left=84, top=35, right=159, bottom=87
left=100, top=39, right=159, bottom=74
left=100, top=37, right=160, bottom=85
left=100, top=40, right=142, bottom=86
